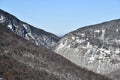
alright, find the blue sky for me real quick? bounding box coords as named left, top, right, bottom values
left=0, top=0, right=120, bottom=35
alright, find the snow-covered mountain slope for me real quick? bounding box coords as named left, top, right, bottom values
left=0, top=9, right=60, bottom=49
left=54, top=19, right=120, bottom=75
left=0, top=24, right=112, bottom=80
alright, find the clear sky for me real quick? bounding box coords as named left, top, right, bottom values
left=0, top=0, right=120, bottom=36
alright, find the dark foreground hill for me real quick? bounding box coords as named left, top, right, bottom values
left=0, top=24, right=112, bottom=80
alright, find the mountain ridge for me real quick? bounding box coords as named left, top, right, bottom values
left=54, top=19, right=120, bottom=77
left=0, top=9, right=60, bottom=49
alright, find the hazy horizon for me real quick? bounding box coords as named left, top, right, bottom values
left=0, top=0, right=120, bottom=36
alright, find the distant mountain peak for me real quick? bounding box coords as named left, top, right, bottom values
left=0, top=9, right=60, bottom=49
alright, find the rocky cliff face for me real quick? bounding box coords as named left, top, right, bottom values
left=54, top=19, right=120, bottom=75
left=0, top=24, right=111, bottom=80
left=0, top=9, right=60, bottom=49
